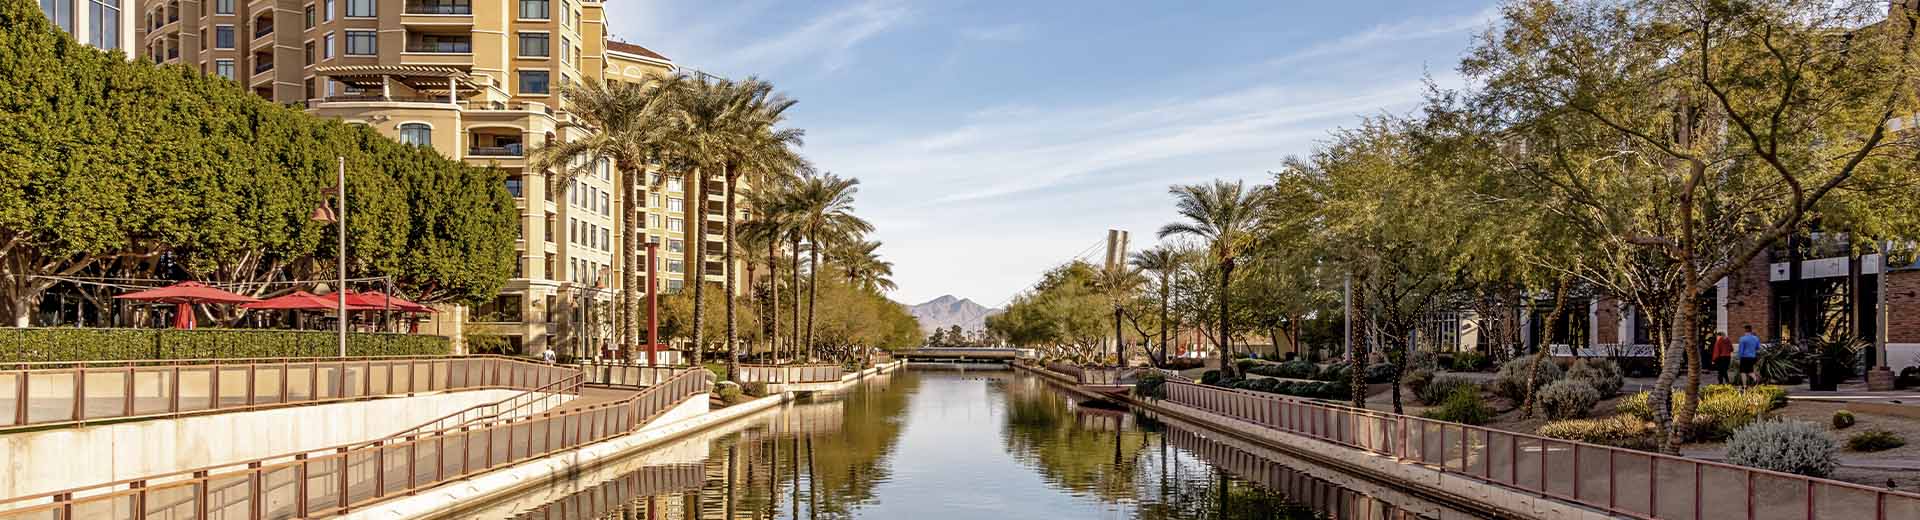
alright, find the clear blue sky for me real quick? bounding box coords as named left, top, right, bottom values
left=604, top=0, right=1500, bottom=307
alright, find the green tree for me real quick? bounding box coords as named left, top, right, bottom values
left=1128, top=246, right=1185, bottom=366
left=790, top=172, right=872, bottom=360
left=1158, top=180, right=1270, bottom=377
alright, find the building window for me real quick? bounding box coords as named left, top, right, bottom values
left=472, top=295, right=523, bottom=322
left=559, top=37, right=569, bottom=64
left=323, top=32, right=335, bottom=59
left=650, top=193, right=661, bottom=208
left=667, top=218, right=682, bottom=232
left=398, top=123, right=431, bottom=147
left=214, top=25, right=234, bottom=49
left=518, top=70, right=548, bottom=94
left=518, top=0, right=545, bottom=19
left=214, top=59, right=234, bottom=79
left=668, top=239, right=682, bottom=253
left=600, top=193, right=609, bottom=216
left=666, top=198, right=682, bottom=212
left=505, top=176, right=524, bottom=198
left=214, top=0, right=232, bottom=14
left=667, top=176, right=682, bottom=192
left=344, top=30, right=375, bottom=55
left=304, top=41, right=314, bottom=65
left=544, top=214, right=555, bottom=243
left=304, top=4, right=314, bottom=27
left=86, top=0, right=119, bottom=49
left=518, top=32, right=547, bottom=57
left=323, top=0, right=334, bottom=20
left=648, top=214, right=660, bottom=228
left=40, top=0, right=74, bottom=31
left=668, top=260, right=683, bottom=273
left=345, top=0, right=372, bottom=17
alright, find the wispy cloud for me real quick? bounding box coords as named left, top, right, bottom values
left=721, top=0, right=911, bottom=73
left=957, top=23, right=1030, bottom=43
left=1267, top=6, right=1499, bottom=66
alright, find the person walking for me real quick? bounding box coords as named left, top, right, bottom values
left=1736, top=326, right=1763, bottom=387
left=1710, top=331, right=1734, bottom=384
left=541, top=346, right=557, bottom=364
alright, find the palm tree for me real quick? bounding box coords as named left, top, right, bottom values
left=829, top=239, right=896, bottom=292
left=661, top=74, right=757, bottom=369
left=1090, top=263, right=1146, bottom=366
left=530, top=76, right=674, bottom=359
left=1157, top=180, right=1268, bottom=378
left=1130, top=246, right=1184, bottom=367
left=790, top=172, right=871, bottom=361
left=719, top=80, right=803, bottom=371
left=740, top=183, right=802, bottom=361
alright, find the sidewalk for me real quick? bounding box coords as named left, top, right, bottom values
left=1680, top=450, right=1920, bottom=471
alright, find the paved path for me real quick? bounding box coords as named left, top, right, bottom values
left=1681, top=450, right=1920, bottom=471
left=551, top=386, right=640, bottom=413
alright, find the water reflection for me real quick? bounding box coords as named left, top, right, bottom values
left=478, top=367, right=1466, bottom=520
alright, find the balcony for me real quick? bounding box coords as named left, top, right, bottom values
left=468, top=130, right=526, bottom=158
left=405, top=34, right=473, bottom=54
left=253, top=23, right=272, bottom=39
left=404, top=0, right=471, bottom=15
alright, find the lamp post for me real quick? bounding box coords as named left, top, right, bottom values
left=646, top=240, right=659, bottom=366
left=1870, top=240, right=1897, bottom=390
left=311, top=157, right=348, bottom=358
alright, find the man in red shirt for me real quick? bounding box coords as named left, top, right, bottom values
left=1710, top=331, right=1734, bottom=384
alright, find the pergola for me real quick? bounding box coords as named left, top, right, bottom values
left=313, top=65, right=485, bottom=103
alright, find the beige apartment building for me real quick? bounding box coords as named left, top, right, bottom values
left=134, top=0, right=739, bottom=357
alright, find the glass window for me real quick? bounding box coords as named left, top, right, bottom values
left=344, top=30, right=375, bottom=55
left=518, top=70, right=548, bottom=94
left=398, top=123, right=431, bottom=147
left=667, top=176, right=682, bottom=192
left=648, top=214, right=660, bottom=228
left=650, top=193, right=661, bottom=207
left=304, top=4, right=313, bottom=27
left=323, top=32, right=335, bottom=59
left=559, top=37, right=569, bottom=63
left=304, top=41, right=314, bottom=65
left=214, top=0, right=231, bottom=14
left=667, top=218, right=682, bottom=232
left=214, top=26, right=234, bottom=48
left=505, top=176, right=524, bottom=198
left=668, top=260, right=683, bottom=273
left=40, top=0, right=74, bottom=31
left=544, top=214, right=555, bottom=243
left=600, top=193, right=609, bottom=216
left=345, top=0, right=372, bottom=17
left=323, top=0, right=333, bottom=20
left=518, top=0, right=545, bottom=19
left=518, top=32, right=547, bottom=57
left=668, top=239, right=682, bottom=253
left=87, top=0, right=119, bottom=50
left=666, top=198, right=682, bottom=211
left=213, top=59, right=234, bottom=79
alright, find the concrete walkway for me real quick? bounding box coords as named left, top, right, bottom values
left=1680, top=450, right=1920, bottom=471
left=552, top=386, right=640, bottom=412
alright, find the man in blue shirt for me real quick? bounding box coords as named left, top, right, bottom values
left=1736, top=326, right=1763, bottom=387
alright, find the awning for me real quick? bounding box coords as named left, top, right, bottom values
left=313, top=65, right=484, bottom=95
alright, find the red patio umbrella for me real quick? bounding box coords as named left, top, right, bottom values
left=242, top=290, right=381, bottom=311
left=114, top=281, right=260, bottom=329
left=344, top=291, right=435, bottom=314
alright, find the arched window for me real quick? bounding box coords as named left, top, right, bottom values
left=398, top=123, right=431, bottom=147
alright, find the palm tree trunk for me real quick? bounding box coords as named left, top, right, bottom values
left=1112, top=307, right=1123, bottom=366
left=724, top=170, right=739, bottom=378
left=1217, top=258, right=1235, bottom=378
left=790, top=236, right=803, bottom=362
left=767, top=238, right=780, bottom=363
left=806, top=228, right=821, bottom=363
left=688, top=169, right=705, bottom=369
left=621, top=165, right=637, bottom=361
left=1158, top=275, right=1170, bottom=367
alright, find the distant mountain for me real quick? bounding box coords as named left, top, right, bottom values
left=907, top=295, right=1000, bottom=334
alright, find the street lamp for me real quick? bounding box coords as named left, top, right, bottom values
left=311, top=157, right=347, bottom=357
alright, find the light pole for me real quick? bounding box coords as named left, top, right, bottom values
left=1870, top=240, right=1897, bottom=390
left=311, top=157, right=348, bottom=357
left=646, top=240, right=659, bottom=366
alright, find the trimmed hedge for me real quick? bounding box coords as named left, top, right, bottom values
left=0, top=327, right=450, bottom=361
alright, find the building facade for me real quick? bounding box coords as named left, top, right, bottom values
left=132, top=0, right=740, bottom=357
left=40, top=0, right=136, bottom=53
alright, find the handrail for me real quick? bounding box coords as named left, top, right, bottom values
left=1160, top=380, right=1920, bottom=520
left=734, top=363, right=842, bottom=384
left=0, top=353, right=521, bottom=370
left=0, top=368, right=711, bottom=516
left=0, top=355, right=573, bottom=432
left=369, top=370, right=585, bottom=443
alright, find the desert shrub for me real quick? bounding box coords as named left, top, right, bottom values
left=1537, top=415, right=1656, bottom=449
left=1845, top=429, right=1906, bottom=452
left=1565, top=358, right=1625, bottom=398
left=1200, top=370, right=1222, bottom=386
left=1235, top=358, right=1264, bottom=372
left=1406, top=350, right=1438, bottom=371
left=1453, top=351, right=1490, bottom=371
left=1725, top=420, right=1839, bottom=478
left=1534, top=379, right=1602, bottom=420
left=1404, top=368, right=1435, bottom=398
left=1418, top=375, right=1479, bottom=405
left=1316, top=363, right=1350, bottom=383
left=1831, top=410, right=1856, bottom=430
left=1364, top=362, right=1398, bottom=384
left=1135, top=373, right=1167, bottom=399
left=1266, top=359, right=1318, bottom=379
left=1422, top=387, right=1494, bottom=425
left=1246, top=377, right=1280, bottom=393
left=714, top=383, right=753, bottom=406
left=1494, top=357, right=1564, bottom=401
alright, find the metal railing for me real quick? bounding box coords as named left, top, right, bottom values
left=572, top=362, right=689, bottom=387
left=1162, top=381, right=1920, bottom=520
left=0, top=368, right=710, bottom=519
left=733, top=364, right=842, bottom=384
left=0, top=355, right=576, bottom=432
left=373, top=371, right=584, bottom=441
left=1045, top=362, right=1123, bottom=385
left=510, top=463, right=704, bottom=520
left=404, top=2, right=471, bottom=14
left=468, top=144, right=524, bottom=157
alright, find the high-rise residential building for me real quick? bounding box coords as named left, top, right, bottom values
left=40, top=0, right=135, bottom=53
left=133, top=0, right=742, bottom=357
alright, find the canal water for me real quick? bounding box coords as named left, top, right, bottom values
left=454, top=365, right=1466, bottom=520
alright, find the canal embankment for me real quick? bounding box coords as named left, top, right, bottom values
left=1013, top=362, right=1608, bottom=520
left=347, top=360, right=906, bottom=520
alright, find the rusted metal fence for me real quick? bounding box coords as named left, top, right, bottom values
left=0, top=355, right=577, bottom=432
left=1163, top=381, right=1920, bottom=520
left=0, top=368, right=710, bottom=519
left=733, top=364, right=842, bottom=385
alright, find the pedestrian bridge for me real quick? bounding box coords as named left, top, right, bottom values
left=897, top=347, right=1027, bottom=362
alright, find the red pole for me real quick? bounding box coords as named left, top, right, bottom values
left=646, top=241, right=659, bottom=367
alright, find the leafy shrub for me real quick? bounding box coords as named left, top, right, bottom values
left=0, top=328, right=451, bottom=361
left=1277, top=359, right=1319, bottom=379
left=1200, top=370, right=1222, bottom=386
left=1565, top=358, right=1625, bottom=398
left=1846, top=429, right=1906, bottom=452
left=1364, top=362, right=1398, bottom=384
left=1537, top=415, right=1656, bottom=449
left=1418, top=375, right=1479, bottom=406
left=1534, top=379, right=1601, bottom=420
left=1453, top=351, right=1490, bottom=372
left=1494, top=357, right=1563, bottom=401
left=1246, top=377, right=1280, bottom=393
left=1160, top=358, right=1206, bottom=371
left=1898, top=366, right=1920, bottom=389
left=1422, top=387, right=1495, bottom=425
left=1404, top=368, right=1435, bottom=399
left=1725, top=420, right=1839, bottom=478
left=1406, top=350, right=1438, bottom=371
left=1831, top=410, right=1856, bottom=430
left=714, top=382, right=753, bottom=405
left=1316, top=363, right=1350, bottom=383
left=1134, top=373, right=1167, bottom=399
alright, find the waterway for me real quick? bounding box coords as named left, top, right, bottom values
left=454, top=365, right=1464, bottom=520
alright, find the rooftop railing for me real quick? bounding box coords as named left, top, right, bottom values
left=0, top=367, right=710, bottom=518
left=1162, top=380, right=1920, bottom=520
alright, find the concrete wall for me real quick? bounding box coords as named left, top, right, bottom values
left=0, top=389, right=560, bottom=499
